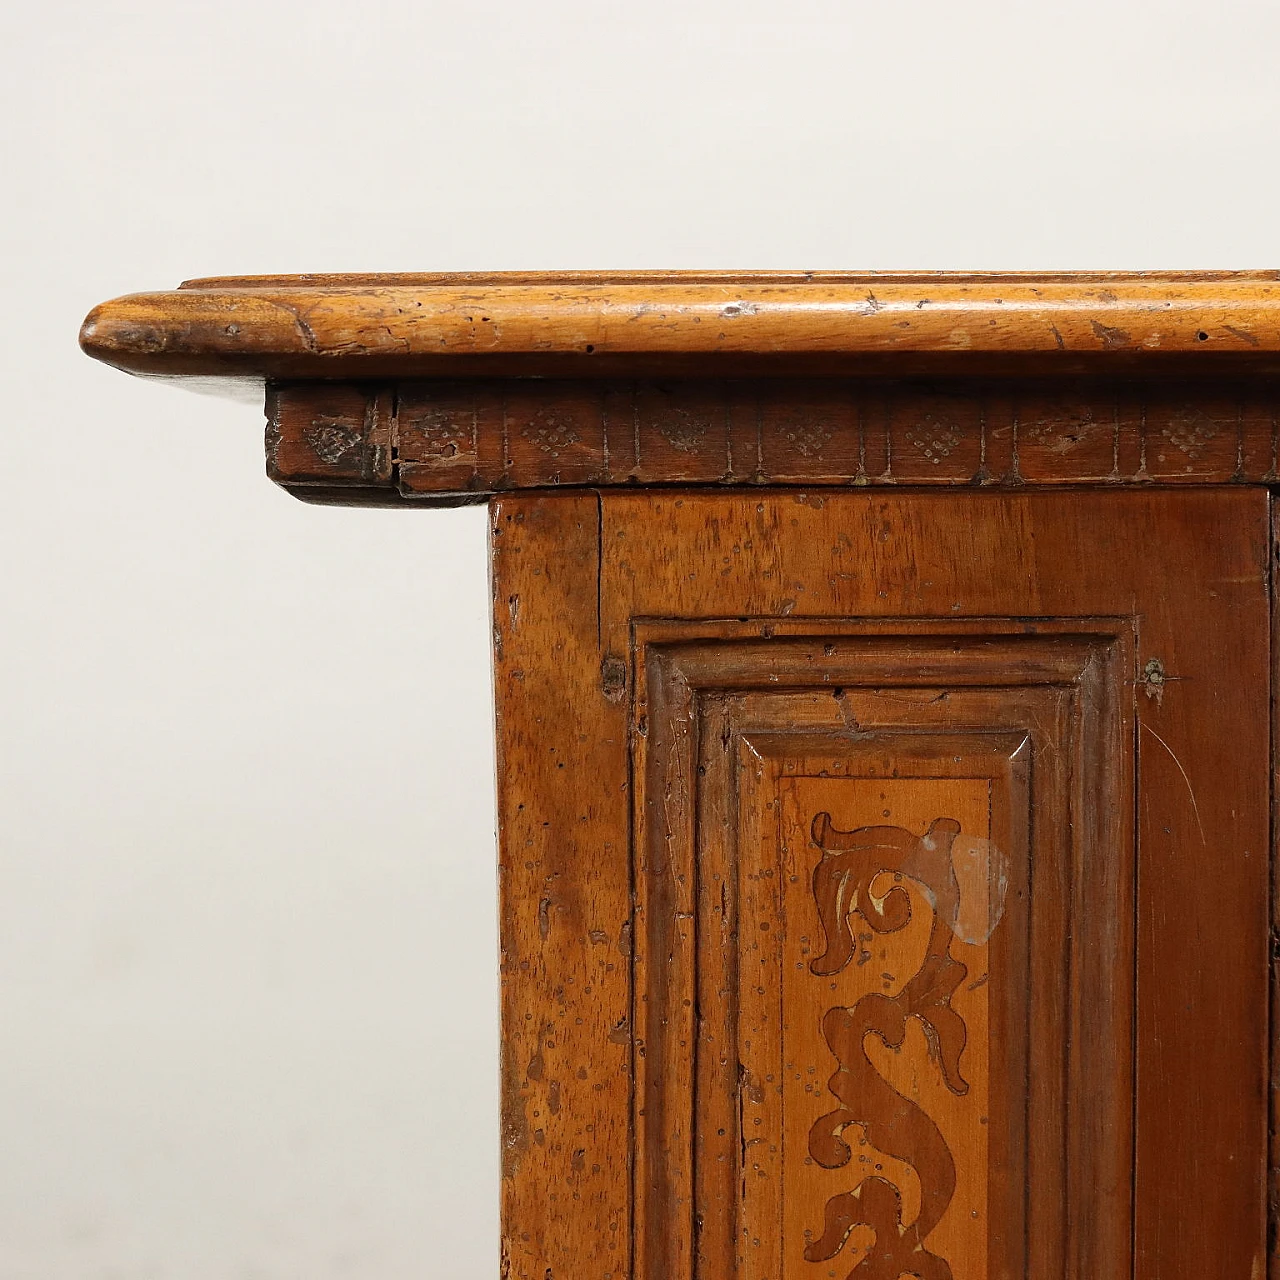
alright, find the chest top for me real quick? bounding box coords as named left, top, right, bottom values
left=81, top=270, right=1280, bottom=505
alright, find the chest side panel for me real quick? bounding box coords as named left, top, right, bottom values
left=603, top=490, right=1269, bottom=1280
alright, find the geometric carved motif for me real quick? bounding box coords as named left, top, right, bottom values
left=902, top=417, right=961, bottom=465
left=271, top=380, right=1280, bottom=503
left=1161, top=407, right=1218, bottom=460
left=774, top=413, right=835, bottom=458
left=521, top=408, right=582, bottom=454
left=303, top=414, right=361, bottom=464
left=656, top=406, right=712, bottom=454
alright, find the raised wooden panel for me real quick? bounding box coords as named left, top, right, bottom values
left=486, top=488, right=1268, bottom=1280
left=633, top=626, right=1133, bottom=1280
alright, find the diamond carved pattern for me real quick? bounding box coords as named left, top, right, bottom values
left=903, top=416, right=961, bottom=465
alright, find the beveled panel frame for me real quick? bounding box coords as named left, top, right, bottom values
left=631, top=620, right=1135, bottom=1280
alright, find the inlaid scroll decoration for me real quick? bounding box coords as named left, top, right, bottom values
left=804, top=813, right=1008, bottom=1280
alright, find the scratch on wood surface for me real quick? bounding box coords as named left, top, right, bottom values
left=537, top=872, right=560, bottom=943
left=270, top=298, right=320, bottom=352
left=501, top=1065, right=531, bottom=1175
left=1224, top=324, right=1261, bottom=347
left=833, top=688, right=860, bottom=733
left=1139, top=720, right=1207, bottom=844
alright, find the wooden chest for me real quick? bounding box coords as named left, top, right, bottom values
left=83, top=271, right=1280, bottom=1280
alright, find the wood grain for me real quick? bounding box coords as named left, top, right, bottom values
left=490, top=494, right=631, bottom=1280
left=267, top=378, right=1280, bottom=506
left=79, top=268, right=1279, bottom=1278
left=1272, top=499, right=1280, bottom=1280
left=600, top=490, right=1268, bottom=1280
left=81, top=272, right=1280, bottom=385
left=631, top=626, right=1127, bottom=1280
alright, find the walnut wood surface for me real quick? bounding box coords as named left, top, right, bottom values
left=81, top=271, right=1280, bottom=385
left=266, top=378, right=1280, bottom=506
left=493, top=488, right=1269, bottom=1280
left=491, top=495, right=631, bottom=1280
left=79, top=271, right=1280, bottom=1277
left=633, top=625, right=1130, bottom=1279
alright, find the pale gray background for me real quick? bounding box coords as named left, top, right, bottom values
left=3, top=2, right=1279, bottom=1276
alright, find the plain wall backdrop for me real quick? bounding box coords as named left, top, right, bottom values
left=4, top=2, right=1280, bottom=1275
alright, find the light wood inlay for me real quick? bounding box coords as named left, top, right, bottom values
left=789, top=781, right=995, bottom=1280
